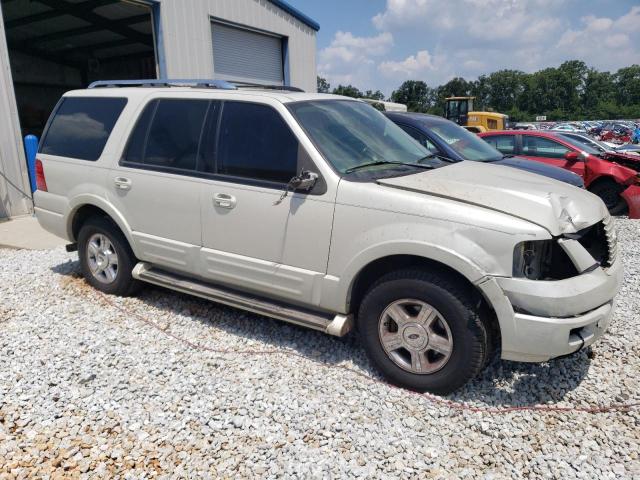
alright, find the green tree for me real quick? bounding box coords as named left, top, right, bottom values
left=363, top=89, right=385, bottom=100
left=317, top=76, right=330, bottom=93
left=582, top=69, right=614, bottom=117
left=484, top=70, right=528, bottom=113
left=557, top=60, right=589, bottom=114
left=332, top=84, right=363, bottom=98
left=614, top=65, right=640, bottom=106
left=469, top=75, right=490, bottom=110
left=390, top=80, right=433, bottom=112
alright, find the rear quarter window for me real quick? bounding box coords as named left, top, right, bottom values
left=40, top=97, right=127, bottom=161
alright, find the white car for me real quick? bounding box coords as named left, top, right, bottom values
left=34, top=80, right=622, bottom=394
left=551, top=124, right=586, bottom=133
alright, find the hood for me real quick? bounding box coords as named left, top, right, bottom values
left=603, top=150, right=640, bottom=165
left=494, top=156, right=584, bottom=187
left=377, top=161, right=606, bottom=236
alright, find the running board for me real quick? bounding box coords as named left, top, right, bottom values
left=132, top=262, right=353, bottom=337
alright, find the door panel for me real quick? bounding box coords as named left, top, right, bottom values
left=107, top=98, right=211, bottom=272
left=520, top=135, right=586, bottom=179
left=197, top=100, right=335, bottom=306
left=106, top=168, right=202, bottom=272
left=199, top=181, right=334, bottom=306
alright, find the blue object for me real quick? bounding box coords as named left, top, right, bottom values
left=266, top=0, right=320, bottom=31
left=384, top=112, right=585, bottom=188
left=24, top=134, right=38, bottom=193
left=87, top=79, right=237, bottom=89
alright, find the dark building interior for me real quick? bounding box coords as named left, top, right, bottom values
left=1, top=0, right=157, bottom=138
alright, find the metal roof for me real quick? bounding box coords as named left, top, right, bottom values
left=267, top=0, right=320, bottom=31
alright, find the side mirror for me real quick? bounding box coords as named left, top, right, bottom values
left=564, top=151, right=580, bottom=162
left=290, top=170, right=319, bottom=191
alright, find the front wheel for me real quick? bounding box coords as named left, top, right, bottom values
left=589, top=180, right=626, bottom=215
left=357, top=269, right=490, bottom=395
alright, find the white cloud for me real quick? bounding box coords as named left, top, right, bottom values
left=318, top=31, right=394, bottom=90
left=555, top=7, right=640, bottom=71
left=378, top=50, right=434, bottom=77
left=373, top=0, right=565, bottom=44
left=362, top=1, right=640, bottom=94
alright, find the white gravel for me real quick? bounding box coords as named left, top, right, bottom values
left=1, top=219, right=639, bottom=479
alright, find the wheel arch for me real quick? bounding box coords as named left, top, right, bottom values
left=66, top=196, right=136, bottom=254
left=587, top=175, right=629, bottom=214
left=348, top=254, right=487, bottom=314
left=346, top=253, right=501, bottom=371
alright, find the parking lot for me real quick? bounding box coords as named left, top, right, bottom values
left=0, top=217, right=637, bottom=478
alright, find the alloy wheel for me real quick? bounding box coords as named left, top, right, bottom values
left=86, top=233, right=119, bottom=284
left=378, top=299, right=453, bottom=374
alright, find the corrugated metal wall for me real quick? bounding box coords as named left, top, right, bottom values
left=0, top=6, right=32, bottom=219
left=158, top=0, right=317, bottom=92
left=0, top=0, right=317, bottom=219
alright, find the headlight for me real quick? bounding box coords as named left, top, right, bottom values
left=513, top=241, right=551, bottom=279
left=512, top=240, right=578, bottom=280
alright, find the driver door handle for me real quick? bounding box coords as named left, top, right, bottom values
left=213, top=193, right=236, bottom=209
left=114, top=177, right=132, bottom=190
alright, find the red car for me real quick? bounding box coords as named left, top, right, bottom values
left=479, top=130, right=640, bottom=218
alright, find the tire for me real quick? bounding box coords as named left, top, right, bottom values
left=77, top=216, right=141, bottom=296
left=357, top=269, right=489, bottom=395
left=589, top=180, right=626, bottom=215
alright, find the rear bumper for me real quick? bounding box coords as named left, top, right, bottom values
left=621, top=184, right=640, bottom=219
left=34, top=207, right=69, bottom=241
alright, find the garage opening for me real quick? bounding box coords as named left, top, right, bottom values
left=212, top=21, right=284, bottom=86
left=1, top=0, right=157, bottom=139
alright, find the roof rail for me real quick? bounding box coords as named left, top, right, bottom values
left=87, top=79, right=237, bottom=90
left=232, top=82, right=305, bottom=93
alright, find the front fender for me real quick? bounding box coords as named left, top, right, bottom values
left=341, top=240, right=487, bottom=309
left=587, top=160, right=637, bottom=186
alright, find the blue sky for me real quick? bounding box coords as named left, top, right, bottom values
left=291, top=0, right=640, bottom=96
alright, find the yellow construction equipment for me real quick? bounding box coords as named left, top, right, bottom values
left=444, top=96, right=508, bottom=132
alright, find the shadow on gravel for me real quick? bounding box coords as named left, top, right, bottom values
left=52, top=259, right=591, bottom=407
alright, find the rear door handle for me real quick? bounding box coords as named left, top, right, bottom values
left=213, top=193, right=236, bottom=209
left=114, top=177, right=132, bottom=190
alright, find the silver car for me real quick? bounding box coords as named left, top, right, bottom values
left=34, top=80, right=622, bottom=394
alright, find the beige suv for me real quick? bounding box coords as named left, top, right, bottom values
left=34, top=80, right=621, bottom=394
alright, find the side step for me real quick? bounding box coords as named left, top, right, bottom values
left=132, top=262, right=353, bottom=337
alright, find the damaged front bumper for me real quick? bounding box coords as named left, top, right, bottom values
left=478, top=249, right=623, bottom=363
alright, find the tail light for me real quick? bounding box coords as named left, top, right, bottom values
left=35, top=158, right=47, bottom=191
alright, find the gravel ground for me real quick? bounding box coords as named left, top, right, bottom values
left=1, top=219, right=639, bottom=479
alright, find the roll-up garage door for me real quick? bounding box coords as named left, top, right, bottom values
left=212, top=22, right=284, bottom=85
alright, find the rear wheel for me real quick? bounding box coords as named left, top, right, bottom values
left=78, top=216, right=140, bottom=296
left=357, top=269, right=489, bottom=395
left=589, top=180, right=626, bottom=215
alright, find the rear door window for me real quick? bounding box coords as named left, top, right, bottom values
left=40, top=97, right=127, bottom=161
left=123, top=99, right=211, bottom=172
left=483, top=135, right=515, bottom=154
left=522, top=136, right=570, bottom=158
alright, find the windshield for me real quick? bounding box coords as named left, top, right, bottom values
left=428, top=121, right=503, bottom=161
left=288, top=100, right=441, bottom=174
left=557, top=135, right=601, bottom=155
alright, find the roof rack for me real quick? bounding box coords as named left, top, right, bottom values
left=232, top=82, right=305, bottom=93
left=87, top=79, right=237, bottom=90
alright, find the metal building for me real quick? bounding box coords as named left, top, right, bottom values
left=0, top=0, right=319, bottom=219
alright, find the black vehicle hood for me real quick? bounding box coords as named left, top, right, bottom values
left=494, top=156, right=584, bottom=187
